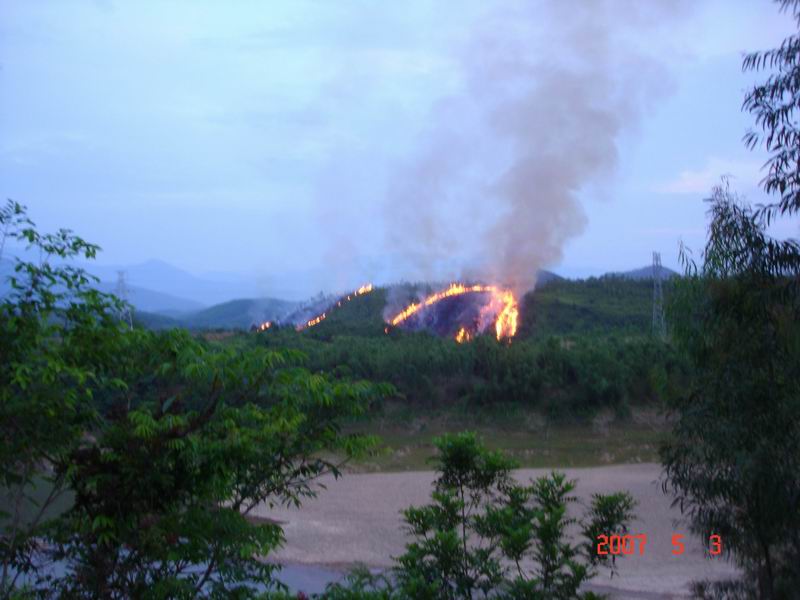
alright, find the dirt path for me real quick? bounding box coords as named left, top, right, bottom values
left=256, top=463, right=738, bottom=598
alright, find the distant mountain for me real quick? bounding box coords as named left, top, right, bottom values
left=95, top=282, right=205, bottom=314
left=1, top=257, right=206, bottom=313
left=609, top=265, right=679, bottom=281
left=84, top=259, right=259, bottom=306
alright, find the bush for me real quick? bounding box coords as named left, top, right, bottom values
left=326, top=432, right=636, bottom=599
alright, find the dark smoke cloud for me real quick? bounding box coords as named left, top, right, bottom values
left=384, top=0, right=689, bottom=293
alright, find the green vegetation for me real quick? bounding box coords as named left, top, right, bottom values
left=660, top=3, right=800, bottom=596
left=4, top=2, right=799, bottom=596
left=135, top=297, right=297, bottom=331
left=254, top=302, right=685, bottom=422
left=325, top=433, right=635, bottom=599
left=134, top=309, right=183, bottom=330
left=663, top=184, right=800, bottom=599
left=518, top=277, right=660, bottom=337
left=178, top=297, right=296, bottom=330
left=348, top=409, right=665, bottom=471
left=134, top=254, right=682, bottom=429
left=0, top=205, right=670, bottom=598
left=304, top=286, right=390, bottom=339
left=0, top=202, right=391, bottom=598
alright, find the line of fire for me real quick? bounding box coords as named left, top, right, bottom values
left=255, top=283, right=374, bottom=333
left=256, top=282, right=518, bottom=343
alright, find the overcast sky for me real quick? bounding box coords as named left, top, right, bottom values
left=1, top=0, right=797, bottom=297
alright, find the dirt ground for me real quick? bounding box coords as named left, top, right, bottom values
left=256, top=463, right=739, bottom=599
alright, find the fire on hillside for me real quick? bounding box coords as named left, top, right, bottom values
left=387, top=283, right=518, bottom=342
left=296, top=283, right=373, bottom=331
left=255, top=283, right=374, bottom=332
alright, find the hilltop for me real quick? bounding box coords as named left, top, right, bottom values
left=131, top=273, right=665, bottom=337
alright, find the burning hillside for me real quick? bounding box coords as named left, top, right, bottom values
left=256, top=283, right=374, bottom=332
left=387, top=283, right=518, bottom=342
left=254, top=281, right=517, bottom=342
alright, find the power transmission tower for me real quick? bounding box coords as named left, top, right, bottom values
left=652, top=252, right=666, bottom=340
left=115, top=270, right=133, bottom=330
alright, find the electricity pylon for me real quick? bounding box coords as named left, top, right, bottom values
left=652, top=252, right=666, bottom=340
left=115, top=270, right=133, bottom=330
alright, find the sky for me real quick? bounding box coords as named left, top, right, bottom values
left=1, top=0, right=798, bottom=299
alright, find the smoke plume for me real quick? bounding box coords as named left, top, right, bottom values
left=384, top=0, right=686, bottom=293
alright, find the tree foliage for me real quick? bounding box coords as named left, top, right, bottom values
left=327, top=433, right=636, bottom=600
left=661, top=1, right=800, bottom=596
left=255, top=326, right=685, bottom=421
left=0, top=201, right=391, bottom=598
left=743, top=0, right=800, bottom=222
left=662, top=184, right=800, bottom=599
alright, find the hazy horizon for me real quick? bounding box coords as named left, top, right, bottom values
left=2, top=0, right=798, bottom=299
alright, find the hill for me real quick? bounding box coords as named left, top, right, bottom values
left=272, top=276, right=662, bottom=340
left=252, top=278, right=682, bottom=422
left=133, top=311, right=183, bottom=330
left=95, top=282, right=205, bottom=314
left=535, top=269, right=563, bottom=286
left=517, top=276, right=664, bottom=337
left=303, top=287, right=389, bottom=339
left=2, top=258, right=664, bottom=338
left=177, top=297, right=298, bottom=330
left=611, top=265, right=679, bottom=281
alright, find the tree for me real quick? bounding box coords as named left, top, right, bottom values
left=326, top=432, right=636, bottom=600
left=1, top=199, right=128, bottom=596
left=743, top=0, right=800, bottom=223
left=662, top=184, right=800, bottom=599
left=0, top=201, right=392, bottom=598
left=660, top=1, right=800, bottom=596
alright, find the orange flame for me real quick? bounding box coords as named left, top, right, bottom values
left=493, top=290, right=518, bottom=340
left=389, top=283, right=518, bottom=340
left=355, top=283, right=373, bottom=296
left=303, top=313, right=326, bottom=328
left=455, top=327, right=472, bottom=343
left=296, top=283, right=373, bottom=331
left=256, top=321, right=272, bottom=332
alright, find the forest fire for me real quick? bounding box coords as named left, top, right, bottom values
left=295, top=283, right=374, bottom=331
left=389, top=283, right=518, bottom=341
left=302, top=313, right=326, bottom=329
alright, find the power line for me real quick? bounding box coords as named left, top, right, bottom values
left=652, top=252, right=666, bottom=340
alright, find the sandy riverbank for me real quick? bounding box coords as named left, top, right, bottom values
left=255, top=463, right=738, bottom=598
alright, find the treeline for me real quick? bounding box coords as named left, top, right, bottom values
left=135, top=263, right=684, bottom=420
left=518, top=276, right=664, bottom=337
left=218, top=272, right=683, bottom=419
left=250, top=326, right=687, bottom=420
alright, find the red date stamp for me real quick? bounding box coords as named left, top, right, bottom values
left=596, top=534, right=722, bottom=556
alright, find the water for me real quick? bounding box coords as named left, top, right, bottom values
left=277, top=563, right=347, bottom=594
left=8, top=558, right=350, bottom=596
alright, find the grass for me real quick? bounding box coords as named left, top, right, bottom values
left=345, top=406, right=668, bottom=472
